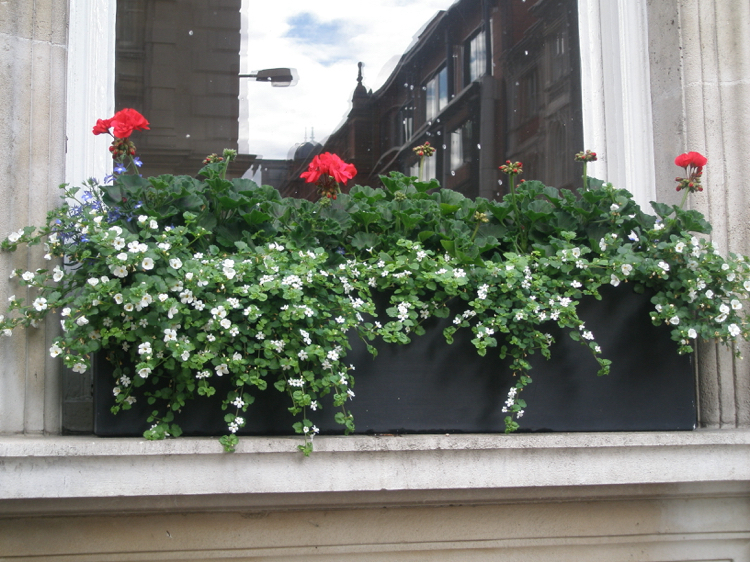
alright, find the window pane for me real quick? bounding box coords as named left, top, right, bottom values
left=115, top=0, right=582, bottom=198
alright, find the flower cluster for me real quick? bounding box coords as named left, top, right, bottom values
left=300, top=152, right=357, bottom=200
left=674, top=151, right=707, bottom=194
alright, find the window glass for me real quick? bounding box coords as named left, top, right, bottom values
left=467, top=30, right=486, bottom=83
left=115, top=0, right=582, bottom=198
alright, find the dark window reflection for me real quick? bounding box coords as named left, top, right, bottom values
left=115, top=0, right=253, bottom=178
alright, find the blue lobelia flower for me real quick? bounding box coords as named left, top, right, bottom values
left=114, top=163, right=127, bottom=174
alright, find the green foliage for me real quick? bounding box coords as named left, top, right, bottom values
left=2, top=165, right=749, bottom=454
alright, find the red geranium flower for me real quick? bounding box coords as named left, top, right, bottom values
left=301, top=153, right=357, bottom=184
left=92, top=118, right=113, bottom=135
left=674, top=151, right=707, bottom=172
left=92, top=108, right=150, bottom=139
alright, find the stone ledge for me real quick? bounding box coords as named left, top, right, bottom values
left=1, top=430, right=749, bottom=515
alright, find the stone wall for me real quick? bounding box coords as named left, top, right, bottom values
left=0, top=0, right=67, bottom=435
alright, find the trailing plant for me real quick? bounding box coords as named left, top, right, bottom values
left=2, top=111, right=748, bottom=453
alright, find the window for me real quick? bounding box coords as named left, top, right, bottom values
left=425, top=66, right=448, bottom=122
left=466, top=30, right=486, bottom=84
left=399, top=101, right=414, bottom=145
left=450, top=121, right=473, bottom=171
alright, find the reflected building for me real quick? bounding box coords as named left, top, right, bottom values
left=273, top=0, right=582, bottom=200
left=115, top=0, right=255, bottom=178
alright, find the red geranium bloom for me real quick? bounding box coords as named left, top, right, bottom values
left=92, top=108, right=150, bottom=139
left=301, top=152, right=357, bottom=184
left=92, top=118, right=113, bottom=135
left=674, top=151, right=707, bottom=171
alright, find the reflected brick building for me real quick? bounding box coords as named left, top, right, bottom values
left=275, top=0, right=582, bottom=200
left=115, top=0, right=255, bottom=178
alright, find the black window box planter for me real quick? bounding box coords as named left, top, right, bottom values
left=93, top=284, right=696, bottom=437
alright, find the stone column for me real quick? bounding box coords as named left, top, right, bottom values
left=0, top=0, right=68, bottom=434
left=648, top=0, right=750, bottom=428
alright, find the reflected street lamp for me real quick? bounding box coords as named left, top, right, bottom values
left=239, top=68, right=298, bottom=87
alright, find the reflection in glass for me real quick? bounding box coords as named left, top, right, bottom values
left=115, top=0, right=582, bottom=200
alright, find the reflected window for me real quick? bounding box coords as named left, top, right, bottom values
left=425, top=66, right=449, bottom=122
left=467, top=30, right=486, bottom=83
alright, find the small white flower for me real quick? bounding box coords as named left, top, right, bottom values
left=138, top=215, right=148, bottom=223
left=33, top=297, right=47, bottom=311
left=111, top=265, right=128, bottom=278
left=688, top=328, right=697, bottom=339
left=335, top=316, right=345, bottom=324
left=142, top=257, right=155, bottom=270
left=49, top=343, right=63, bottom=357
left=610, top=274, right=620, bottom=287
left=705, top=289, right=714, bottom=299
left=138, top=367, right=152, bottom=378
left=181, top=350, right=190, bottom=361
left=621, top=263, right=633, bottom=276
left=149, top=219, right=158, bottom=230
left=123, top=303, right=134, bottom=312
left=169, top=258, right=182, bottom=270
left=22, top=271, right=34, bottom=282
left=52, top=267, right=64, bottom=282
left=728, top=324, right=741, bottom=337
left=669, top=316, right=680, bottom=325
left=731, top=299, right=742, bottom=310
left=658, top=261, right=670, bottom=272
left=215, top=363, right=229, bottom=376
left=628, top=231, right=639, bottom=242
left=72, top=362, right=87, bottom=374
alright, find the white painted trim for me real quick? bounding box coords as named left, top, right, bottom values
left=65, top=0, right=117, bottom=187
left=578, top=0, right=656, bottom=207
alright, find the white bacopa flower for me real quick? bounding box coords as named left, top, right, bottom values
left=113, top=237, right=126, bottom=250
left=123, top=303, right=134, bottom=312
left=609, top=203, right=619, bottom=212
left=116, top=252, right=128, bottom=261
left=33, top=297, right=47, bottom=311
left=114, top=293, right=123, bottom=304
left=688, top=328, right=697, bottom=339
left=621, top=263, right=633, bottom=276
left=215, top=363, right=229, bottom=376
left=111, top=265, right=128, bottom=278
left=22, top=271, right=34, bottom=282
left=149, top=219, right=158, bottom=230
left=220, top=318, right=231, bottom=330
left=728, top=324, right=741, bottom=337
left=7, top=231, right=21, bottom=243
left=169, top=258, right=182, bottom=269
left=674, top=242, right=685, bottom=253
left=571, top=280, right=582, bottom=288
left=705, top=289, right=714, bottom=299
left=669, top=316, right=680, bottom=325
left=654, top=221, right=665, bottom=231
left=158, top=242, right=171, bottom=251
left=75, top=316, right=89, bottom=326
left=138, top=367, right=152, bottom=378
left=61, top=307, right=71, bottom=317
left=658, top=261, right=670, bottom=272
left=232, top=352, right=242, bottom=361
left=163, top=328, right=177, bottom=342
left=49, top=343, right=62, bottom=357
left=142, top=257, right=155, bottom=270
left=610, top=274, right=620, bottom=287
left=720, top=303, right=730, bottom=315
left=72, top=362, right=87, bottom=374
left=453, top=268, right=466, bottom=278
left=732, top=299, right=743, bottom=310
left=628, top=231, right=639, bottom=242
left=137, top=215, right=147, bottom=223
left=181, top=351, right=190, bottom=361
left=138, top=342, right=152, bottom=355
left=87, top=277, right=99, bottom=286
left=335, top=316, right=345, bottom=324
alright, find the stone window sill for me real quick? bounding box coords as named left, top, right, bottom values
left=1, top=430, right=749, bottom=516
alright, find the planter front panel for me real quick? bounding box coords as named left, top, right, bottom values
left=94, top=285, right=695, bottom=436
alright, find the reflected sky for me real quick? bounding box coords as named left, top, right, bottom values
left=239, top=0, right=457, bottom=159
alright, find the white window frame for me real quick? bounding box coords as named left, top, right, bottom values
left=65, top=0, right=656, bottom=206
